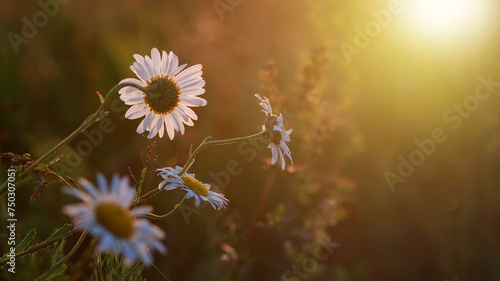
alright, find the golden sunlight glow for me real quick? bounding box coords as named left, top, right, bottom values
left=405, top=0, right=489, bottom=38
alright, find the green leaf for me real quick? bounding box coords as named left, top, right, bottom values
left=47, top=224, right=72, bottom=241
left=50, top=238, right=65, bottom=266
left=0, top=229, right=36, bottom=267
left=16, top=228, right=36, bottom=254
left=35, top=264, right=67, bottom=281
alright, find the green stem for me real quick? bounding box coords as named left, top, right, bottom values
left=152, top=262, right=171, bottom=281
left=15, top=229, right=76, bottom=261
left=145, top=196, right=187, bottom=220
left=0, top=82, right=154, bottom=196
left=139, top=130, right=268, bottom=202
left=134, top=167, right=148, bottom=208
left=179, top=130, right=268, bottom=176
left=35, top=231, right=87, bottom=281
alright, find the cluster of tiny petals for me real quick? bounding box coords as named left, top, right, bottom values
left=255, top=94, right=273, bottom=116
left=255, top=94, right=293, bottom=170
left=62, top=173, right=166, bottom=266
left=156, top=166, right=229, bottom=210
left=118, top=48, right=207, bottom=140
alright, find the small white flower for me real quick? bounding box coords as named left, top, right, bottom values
left=157, top=166, right=229, bottom=210
left=267, top=113, right=293, bottom=170
left=63, top=174, right=166, bottom=266
left=119, top=48, right=207, bottom=139
left=255, top=94, right=293, bottom=170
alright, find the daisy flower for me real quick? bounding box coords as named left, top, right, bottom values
left=157, top=166, right=229, bottom=210
left=255, top=94, right=293, bottom=170
left=119, top=48, right=207, bottom=139
left=62, top=173, right=166, bottom=266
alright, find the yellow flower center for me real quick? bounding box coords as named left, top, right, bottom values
left=95, top=202, right=134, bottom=239
left=144, top=75, right=181, bottom=114
left=181, top=176, right=209, bottom=197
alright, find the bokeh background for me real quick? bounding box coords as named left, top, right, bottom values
left=1, top=0, right=500, bottom=280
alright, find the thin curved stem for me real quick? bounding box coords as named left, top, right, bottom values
left=139, top=130, right=268, bottom=203
left=0, top=228, right=77, bottom=268
left=0, top=83, right=153, bottom=196
left=152, top=263, right=171, bottom=281
left=145, top=196, right=187, bottom=220
left=35, top=231, right=88, bottom=281
left=16, top=229, right=77, bottom=260
left=179, top=130, right=268, bottom=176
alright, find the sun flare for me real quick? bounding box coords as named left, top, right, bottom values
left=405, top=0, right=489, bottom=38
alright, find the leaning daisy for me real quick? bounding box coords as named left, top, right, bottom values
left=255, top=94, right=293, bottom=170
left=157, top=166, right=229, bottom=210
left=119, top=48, right=207, bottom=139
left=62, top=173, right=166, bottom=266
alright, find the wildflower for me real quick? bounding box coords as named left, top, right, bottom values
left=157, top=166, right=228, bottom=210
left=63, top=174, right=166, bottom=266
left=119, top=48, right=207, bottom=139
left=255, top=94, right=293, bottom=170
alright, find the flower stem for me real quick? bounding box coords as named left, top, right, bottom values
left=179, top=130, right=268, bottom=176
left=145, top=196, right=187, bottom=220
left=139, top=130, right=268, bottom=202
left=0, top=83, right=154, bottom=196
left=35, top=231, right=87, bottom=281
left=134, top=167, right=148, bottom=209
left=152, top=263, right=171, bottom=281
left=0, top=228, right=76, bottom=268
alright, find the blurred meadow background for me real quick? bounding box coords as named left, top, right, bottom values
left=1, top=0, right=500, bottom=280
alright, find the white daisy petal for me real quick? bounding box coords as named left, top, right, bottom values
left=255, top=94, right=273, bottom=115
left=131, top=62, right=151, bottom=83
left=158, top=120, right=165, bottom=138
left=164, top=115, right=175, bottom=140
left=173, top=63, right=187, bottom=76
left=142, top=112, right=155, bottom=130
left=279, top=148, right=285, bottom=170
left=63, top=187, right=91, bottom=203
left=151, top=48, right=161, bottom=75
left=143, top=55, right=156, bottom=80
left=79, top=178, right=99, bottom=201
left=268, top=144, right=277, bottom=164
left=62, top=173, right=166, bottom=266
left=175, top=64, right=203, bottom=83
left=168, top=52, right=180, bottom=76
left=171, top=109, right=187, bottom=125
left=177, top=77, right=204, bottom=89
left=181, top=96, right=207, bottom=107
left=133, top=54, right=145, bottom=64
left=178, top=104, right=198, bottom=120
left=170, top=111, right=185, bottom=134
left=182, top=88, right=206, bottom=97
left=136, top=119, right=148, bottom=134
left=147, top=114, right=162, bottom=139
left=160, top=50, right=169, bottom=74
left=125, top=104, right=148, bottom=120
